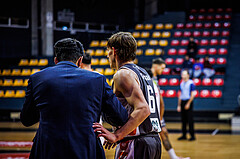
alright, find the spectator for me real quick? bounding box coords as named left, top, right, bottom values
left=187, top=37, right=198, bottom=60
left=203, top=56, right=215, bottom=78
left=193, top=58, right=203, bottom=78
left=182, top=55, right=193, bottom=77
left=81, top=53, right=93, bottom=71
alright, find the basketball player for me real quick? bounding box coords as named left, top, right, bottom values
left=150, top=58, right=190, bottom=159
left=93, top=32, right=162, bottom=159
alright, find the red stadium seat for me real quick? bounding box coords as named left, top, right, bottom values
left=218, top=48, right=228, bottom=55
left=202, top=78, right=212, bottom=86
left=217, top=8, right=224, bottom=13
left=183, top=31, right=191, bottom=37
left=224, top=14, right=231, bottom=20
left=202, top=31, right=210, bottom=37
left=217, top=58, right=227, bottom=65
left=195, top=23, right=203, bottom=29
left=193, top=78, right=201, bottom=86
left=208, top=48, right=217, bottom=55
left=174, top=31, right=182, bottom=37
left=193, top=90, right=199, bottom=97
left=166, top=90, right=177, bottom=98
left=222, top=30, right=230, bottom=37
left=212, top=30, right=220, bottom=37
left=198, top=48, right=207, bottom=55
left=178, top=49, right=187, bottom=55
left=223, top=22, right=231, bottom=28
left=213, top=78, right=224, bottom=86
left=180, top=39, right=189, bottom=46
left=200, top=39, right=209, bottom=46
left=158, top=78, right=168, bottom=86
left=165, top=58, right=174, bottom=65
left=186, top=23, right=194, bottom=29
left=177, top=90, right=181, bottom=97
left=162, top=68, right=171, bottom=75
left=220, top=39, right=229, bottom=45
left=199, top=58, right=204, bottom=63
left=199, top=8, right=206, bottom=13
left=175, top=58, right=184, bottom=65
left=168, top=48, right=177, bottom=55
left=208, top=8, right=215, bottom=13
left=209, top=57, right=216, bottom=64
left=204, top=23, right=212, bottom=29
left=215, top=14, right=223, bottom=20
left=200, top=90, right=211, bottom=98
left=176, top=23, right=184, bottom=29
left=160, top=90, right=165, bottom=97
left=206, top=15, right=214, bottom=20
left=193, top=31, right=201, bottom=37
left=213, top=22, right=221, bottom=28
left=169, top=78, right=179, bottom=86
left=189, top=15, right=195, bottom=21
left=211, top=90, right=222, bottom=98
left=210, top=39, right=219, bottom=45
left=171, top=40, right=180, bottom=46
left=190, top=9, right=197, bottom=13
left=226, top=8, right=232, bottom=12
left=198, top=15, right=205, bottom=21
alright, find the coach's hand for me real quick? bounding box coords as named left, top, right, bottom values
left=93, top=123, right=118, bottom=145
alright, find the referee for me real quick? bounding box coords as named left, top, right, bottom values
left=177, top=70, right=196, bottom=141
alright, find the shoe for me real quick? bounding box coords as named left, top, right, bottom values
left=188, top=137, right=196, bottom=141
left=177, top=136, right=187, bottom=140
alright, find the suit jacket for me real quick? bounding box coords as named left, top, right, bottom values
left=20, top=61, right=128, bottom=159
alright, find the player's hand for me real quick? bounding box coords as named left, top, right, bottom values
left=185, top=103, right=190, bottom=110
left=177, top=105, right=181, bottom=112
left=103, top=140, right=117, bottom=150
left=92, top=122, right=118, bottom=143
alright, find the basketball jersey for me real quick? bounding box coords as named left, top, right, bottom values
left=117, top=63, right=161, bottom=136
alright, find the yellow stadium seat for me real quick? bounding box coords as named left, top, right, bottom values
left=95, top=49, right=104, bottom=56
left=156, top=49, right=164, bottom=56
left=91, top=59, right=99, bottom=65
left=100, top=40, right=107, bottom=47
left=135, top=24, right=144, bottom=30
left=11, top=69, right=21, bottom=76
left=86, top=49, right=95, bottom=56
left=132, top=32, right=140, bottom=38
left=162, top=31, right=171, bottom=38
left=106, top=78, right=110, bottom=85
left=137, top=40, right=146, bottom=47
left=13, top=79, right=24, bottom=86
left=99, top=58, right=109, bottom=65
left=0, top=79, right=2, bottom=86
left=29, top=59, right=38, bottom=66
left=90, top=40, right=99, bottom=47
left=141, top=32, right=150, bottom=38
left=104, top=68, right=115, bottom=76
left=134, top=58, right=138, bottom=64
left=165, top=23, right=173, bottom=29
left=23, top=79, right=28, bottom=87
left=149, top=40, right=159, bottom=46
left=18, top=59, right=29, bottom=66
left=38, top=59, right=48, bottom=66
left=95, top=68, right=104, bottom=74
left=21, top=69, right=31, bottom=76
left=144, top=24, right=153, bottom=30
left=155, top=23, right=164, bottom=30
left=136, top=49, right=143, bottom=56
left=109, top=79, right=114, bottom=86
left=31, top=69, right=40, bottom=75
left=145, top=49, right=155, bottom=56
left=2, top=79, right=13, bottom=86
left=159, top=40, right=168, bottom=46
left=0, top=90, right=4, bottom=97
left=104, top=50, right=109, bottom=56
left=152, top=32, right=161, bottom=38
left=15, top=90, right=26, bottom=98
left=1, top=69, right=11, bottom=76
left=4, top=90, right=15, bottom=98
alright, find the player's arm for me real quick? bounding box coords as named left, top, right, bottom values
left=177, top=91, right=181, bottom=112
left=159, top=93, right=165, bottom=120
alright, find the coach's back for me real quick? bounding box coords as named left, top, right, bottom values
left=20, top=61, right=127, bottom=159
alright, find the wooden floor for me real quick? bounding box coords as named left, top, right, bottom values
left=0, top=122, right=240, bottom=159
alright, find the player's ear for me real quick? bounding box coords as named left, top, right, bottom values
left=112, top=47, right=117, bottom=56
left=54, top=57, right=58, bottom=65
left=76, top=56, right=83, bottom=67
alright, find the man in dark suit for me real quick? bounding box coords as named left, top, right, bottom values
left=20, top=38, right=128, bottom=159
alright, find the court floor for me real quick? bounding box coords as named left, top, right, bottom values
left=0, top=122, right=240, bottom=159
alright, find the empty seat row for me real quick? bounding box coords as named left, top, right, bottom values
left=19, top=59, right=48, bottom=66
left=0, top=79, right=28, bottom=87
left=138, top=39, right=168, bottom=47
left=164, top=57, right=226, bottom=65
left=161, top=89, right=222, bottom=98
left=90, top=40, right=107, bottom=47
left=158, top=78, right=224, bottom=86
left=189, top=8, right=232, bottom=14
left=94, top=68, right=116, bottom=76
left=0, top=69, right=40, bottom=76
left=132, top=31, right=171, bottom=38
left=167, top=48, right=227, bottom=55
left=135, top=23, right=174, bottom=30
left=174, top=30, right=229, bottom=37
left=86, top=49, right=108, bottom=56
left=0, top=90, right=26, bottom=98
left=188, top=14, right=231, bottom=21
left=170, top=39, right=228, bottom=46
left=175, top=22, right=231, bottom=29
